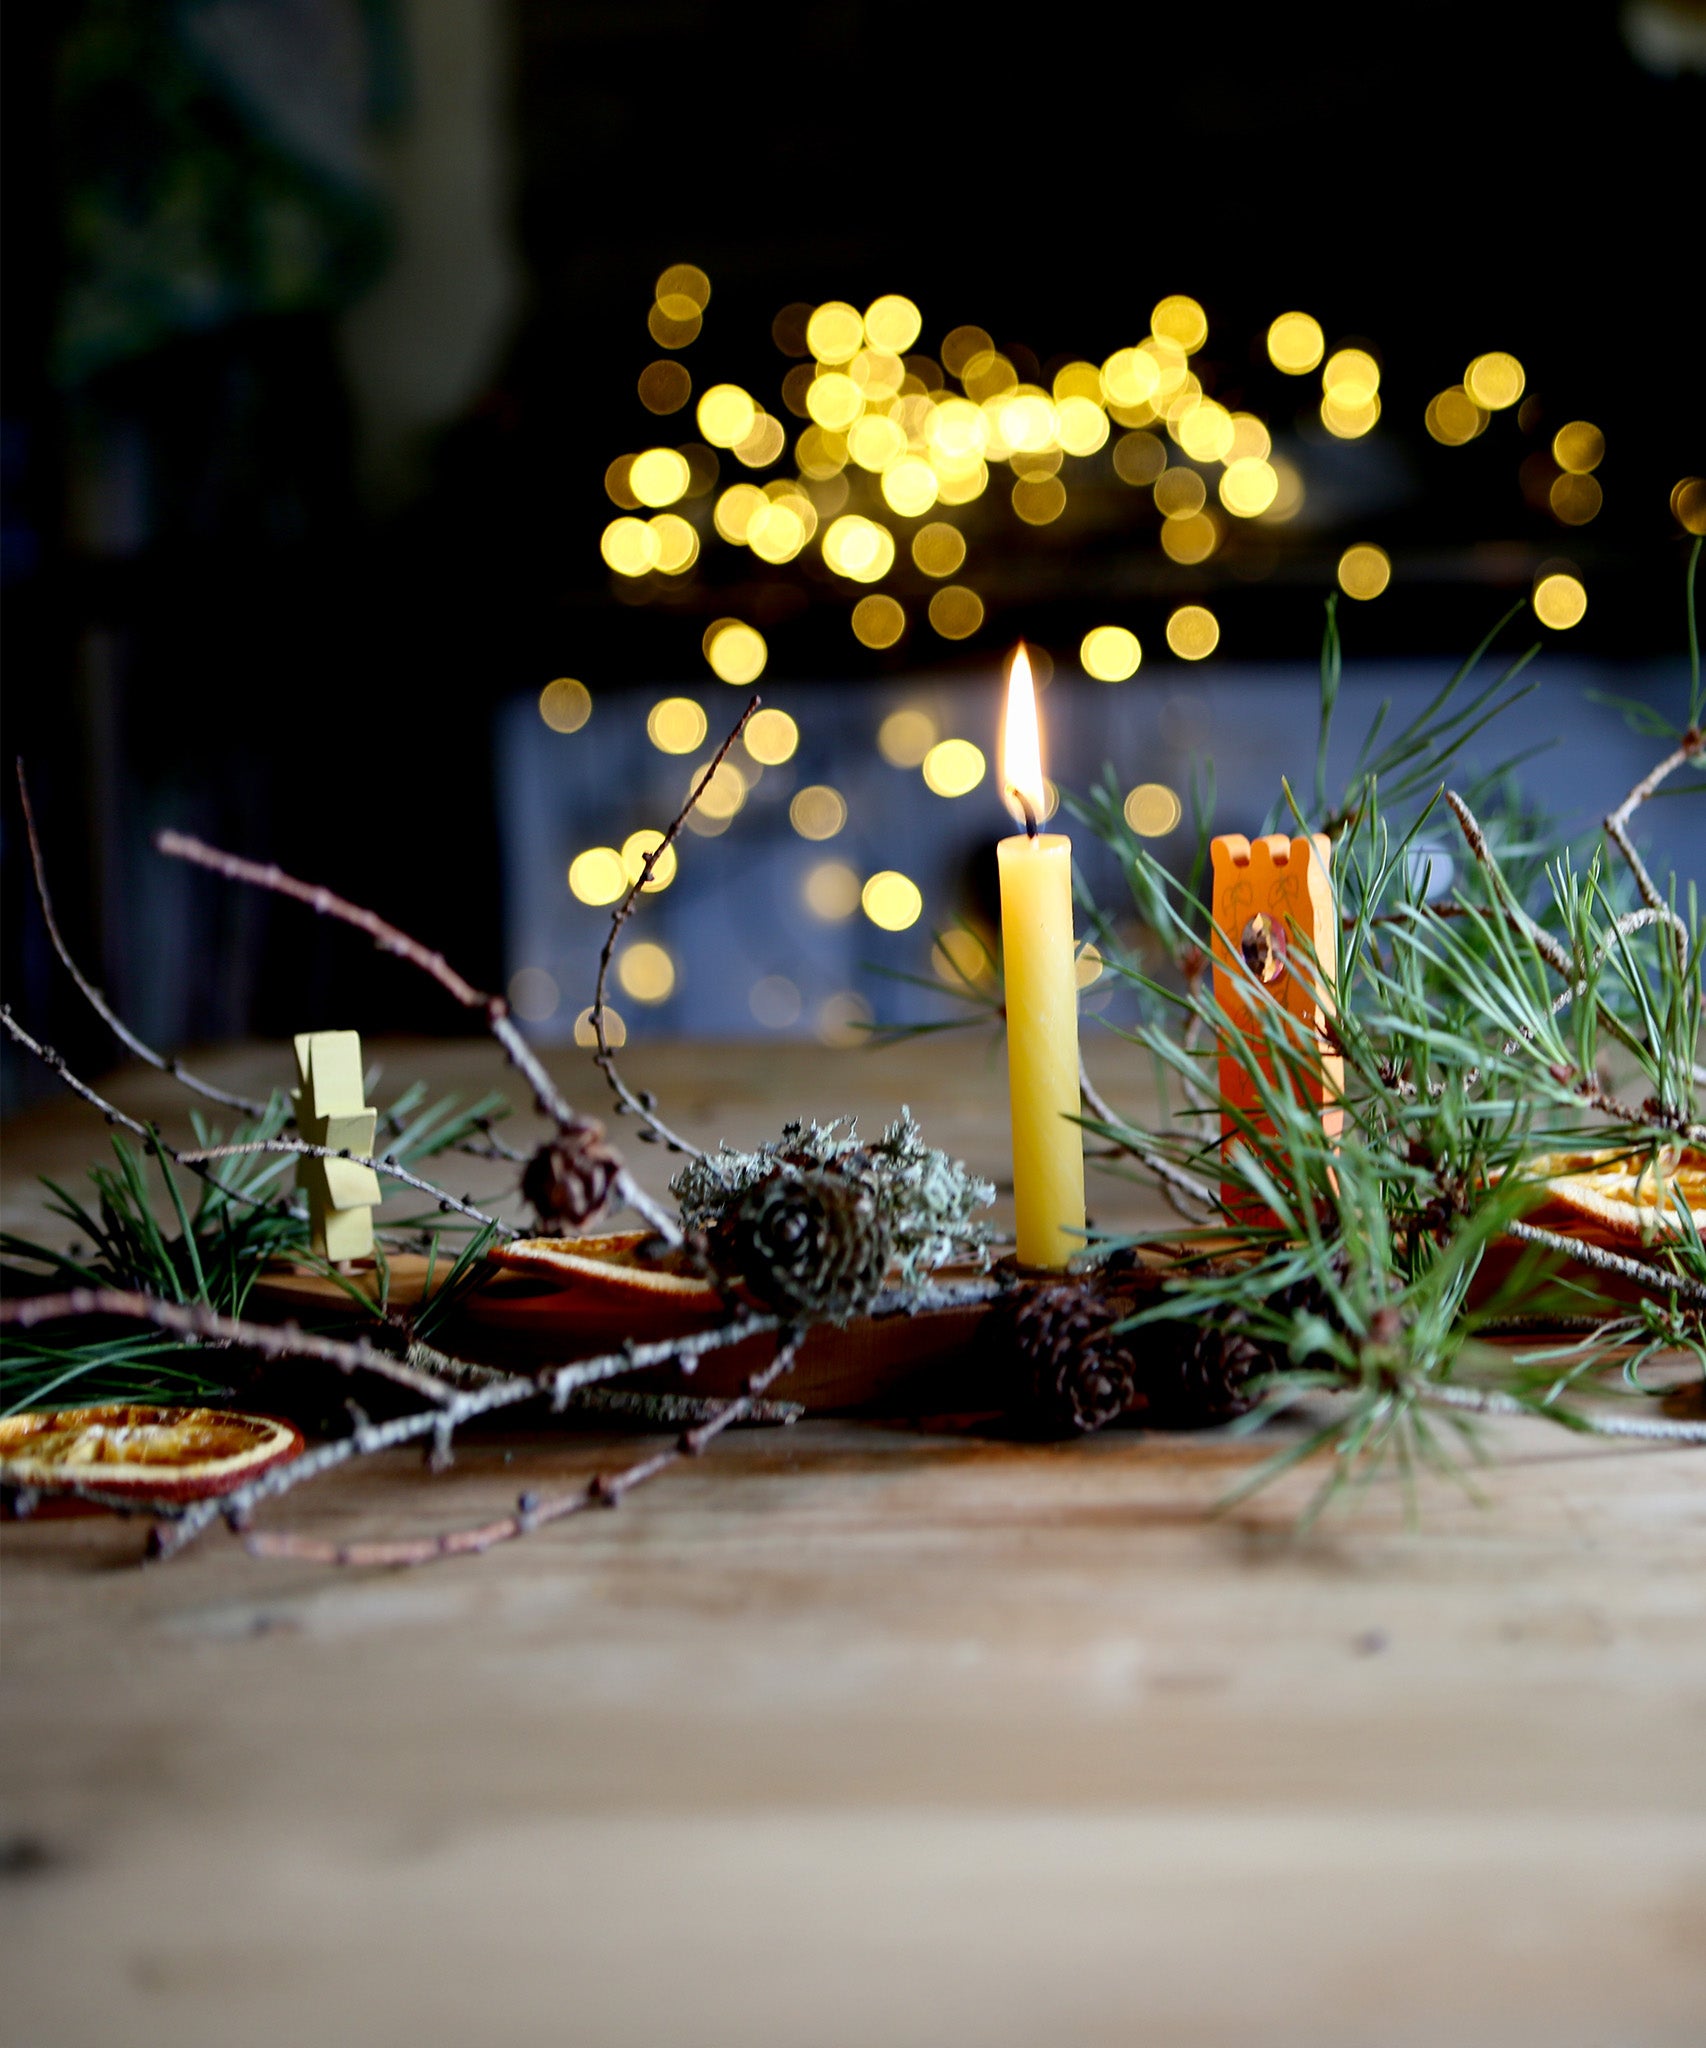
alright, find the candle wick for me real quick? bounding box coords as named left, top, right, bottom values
left=1016, top=791, right=1038, bottom=840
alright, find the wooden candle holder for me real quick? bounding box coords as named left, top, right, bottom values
left=1209, top=833, right=1344, bottom=1220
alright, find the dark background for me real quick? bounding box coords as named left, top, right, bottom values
left=4, top=2, right=1703, bottom=1099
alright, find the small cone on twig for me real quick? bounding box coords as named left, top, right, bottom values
left=522, top=1117, right=623, bottom=1233
left=721, top=1166, right=893, bottom=1322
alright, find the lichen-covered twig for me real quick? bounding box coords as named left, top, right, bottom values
left=244, top=1326, right=807, bottom=1567
left=1505, top=1219, right=1706, bottom=1307
left=152, top=829, right=678, bottom=1241
left=13, top=762, right=267, bottom=1118
left=588, top=692, right=762, bottom=1164
left=1415, top=1377, right=1706, bottom=1443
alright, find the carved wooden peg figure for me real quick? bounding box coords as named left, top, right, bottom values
left=292, top=1030, right=382, bottom=1263
left=1209, top=833, right=1344, bottom=1217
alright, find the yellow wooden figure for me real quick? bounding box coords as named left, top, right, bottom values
left=293, top=1031, right=382, bottom=1263
left=1210, top=833, right=1343, bottom=1220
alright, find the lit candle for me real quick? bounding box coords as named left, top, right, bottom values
left=997, top=644, right=1086, bottom=1269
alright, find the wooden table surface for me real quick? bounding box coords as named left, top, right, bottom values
left=3, top=1037, right=1704, bottom=2048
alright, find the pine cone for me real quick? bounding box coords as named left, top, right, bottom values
left=522, top=1118, right=623, bottom=1233
left=725, top=1167, right=891, bottom=1321
left=1144, top=1318, right=1267, bottom=1429
left=1008, top=1280, right=1142, bottom=1435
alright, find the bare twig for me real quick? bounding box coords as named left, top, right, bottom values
left=150, top=1308, right=789, bottom=1557
left=1505, top=1219, right=1706, bottom=1307
left=1603, top=730, right=1704, bottom=925
left=152, top=829, right=678, bottom=1241
left=1078, top=1054, right=1215, bottom=1218
left=0, top=1288, right=474, bottom=1407
left=177, top=1137, right=516, bottom=1236
left=588, top=693, right=762, bottom=1165
left=1415, top=1377, right=1706, bottom=1444
left=245, top=1326, right=806, bottom=1567
left=1443, top=792, right=1574, bottom=977
left=14, top=762, right=268, bottom=1117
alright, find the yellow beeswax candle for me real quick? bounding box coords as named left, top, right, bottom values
left=998, top=646, right=1086, bottom=1269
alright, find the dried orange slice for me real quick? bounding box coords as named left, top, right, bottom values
left=474, top=1232, right=725, bottom=1340
left=0, top=1404, right=302, bottom=1501
left=1513, top=1146, right=1706, bottom=1247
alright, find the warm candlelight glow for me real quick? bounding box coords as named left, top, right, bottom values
left=1001, top=643, right=1045, bottom=829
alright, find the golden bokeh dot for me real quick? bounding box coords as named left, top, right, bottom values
left=1112, top=430, right=1166, bottom=487
left=823, top=513, right=895, bottom=583
left=806, top=301, right=864, bottom=364
left=628, top=448, right=690, bottom=507
left=1012, top=475, right=1067, bottom=525
left=604, top=454, right=641, bottom=509
left=1533, top=572, right=1587, bottom=630
left=1219, top=457, right=1279, bottom=518
left=1673, top=478, right=1706, bottom=534
left=647, top=512, right=698, bottom=574
left=1151, top=294, right=1208, bottom=352
left=803, top=859, right=862, bottom=921
left=538, top=677, right=591, bottom=733
left=1267, top=311, right=1324, bottom=374
left=733, top=412, right=786, bottom=469
left=618, top=941, right=676, bottom=1005
left=687, top=759, right=746, bottom=825
left=1153, top=467, right=1206, bottom=519
left=1124, top=783, right=1183, bottom=836
left=1553, top=421, right=1605, bottom=474
left=1465, top=351, right=1525, bottom=411
left=1081, top=625, right=1141, bottom=681
left=805, top=372, right=863, bottom=432
left=852, top=594, right=907, bottom=648
left=1159, top=511, right=1219, bottom=565
left=815, top=991, right=872, bottom=1047
left=1166, top=605, right=1220, bottom=660
left=696, top=384, right=757, bottom=448
left=574, top=1004, right=625, bottom=1049
left=921, top=737, right=986, bottom=798
left=647, top=301, right=701, bottom=349
left=647, top=696, right=707, bottom=755
left=621, top=829, right=677, bottom=893
left=1075, top=943, right=1104, bottom=990
left=1550, top=473, right=1603, bottom=525
left=1323, top=347, right=1381, bottom=395
left=862, top=870, right=923, bottom=931
left=1176, top=399, right=1234, bottom=464
left=1425, top=387, right=1487, bottom=446
left=1055, top=396, right=1110, bottom=457
left=600, top=516, right=658, bottom=576
left=771, top=303, right=812, bottom=356
left=704, top=620, right=767, bottom=684
left=928, top=585, right=984, bottom=640
left=1337, top=543, right=1392, bottom=601
left=911, top=522, right=966, bottom=577
left=568, top=847, right=627, bottom=905
left=864, top=294, right=923, bottom=354
left=789, top=785, right=847, bottom=841
left=637, top=360, right=691, bottom=414
left=941, top=325, right=994, bottom=377
left=877, top=706, right=937, bottom=767
left=744, top=707, right=799, bottom=764
left=655, top=263, right=710, bottom=310
left=507, top=967, right=559, bottom=1022
left=879, top=458, right=939, bottom=519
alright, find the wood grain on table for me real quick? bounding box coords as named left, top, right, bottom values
left=2, top=1038, right=1703, bottom=2048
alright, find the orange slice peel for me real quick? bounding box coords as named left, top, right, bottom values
left=0, top=1404, right=303, bottom=1501
left=1509, top=1145, right=1705, bottom=1248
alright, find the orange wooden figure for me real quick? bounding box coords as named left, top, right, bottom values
left=1209, top=832, right=1344, bottom=1219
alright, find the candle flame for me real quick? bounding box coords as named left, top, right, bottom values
left=1001, top=643, right=1045, bottom=828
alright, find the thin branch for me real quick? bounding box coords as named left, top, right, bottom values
left=1443, top=792, right=1575, bottom=977
left=150, top=1308, right=788, bottom=1557
left=244, top=1326, right=806, bottom=1567
left=177, top=1137, right=517, bottom=1236
left=589, top=693, right=762, bottom=1164
left=1505, top=1219, right=1706, bottom=1307
left=1416, top=1378, right=1706, bottom=1444
left=1078, top=1054, right=1215, bottom=1217
left=1604, top=731, right=1704, bottom=924
left=0, top=1288, right=473, bottom=1407
left=14, top=762, right=268, bottom=1117
left=151, top=829, right=678, bottom=1241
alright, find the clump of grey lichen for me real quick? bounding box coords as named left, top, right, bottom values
left=671, top=1108, right=995, bottom=1291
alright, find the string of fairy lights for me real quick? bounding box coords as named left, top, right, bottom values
left=521, top=269, right=1706, bottom=1041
